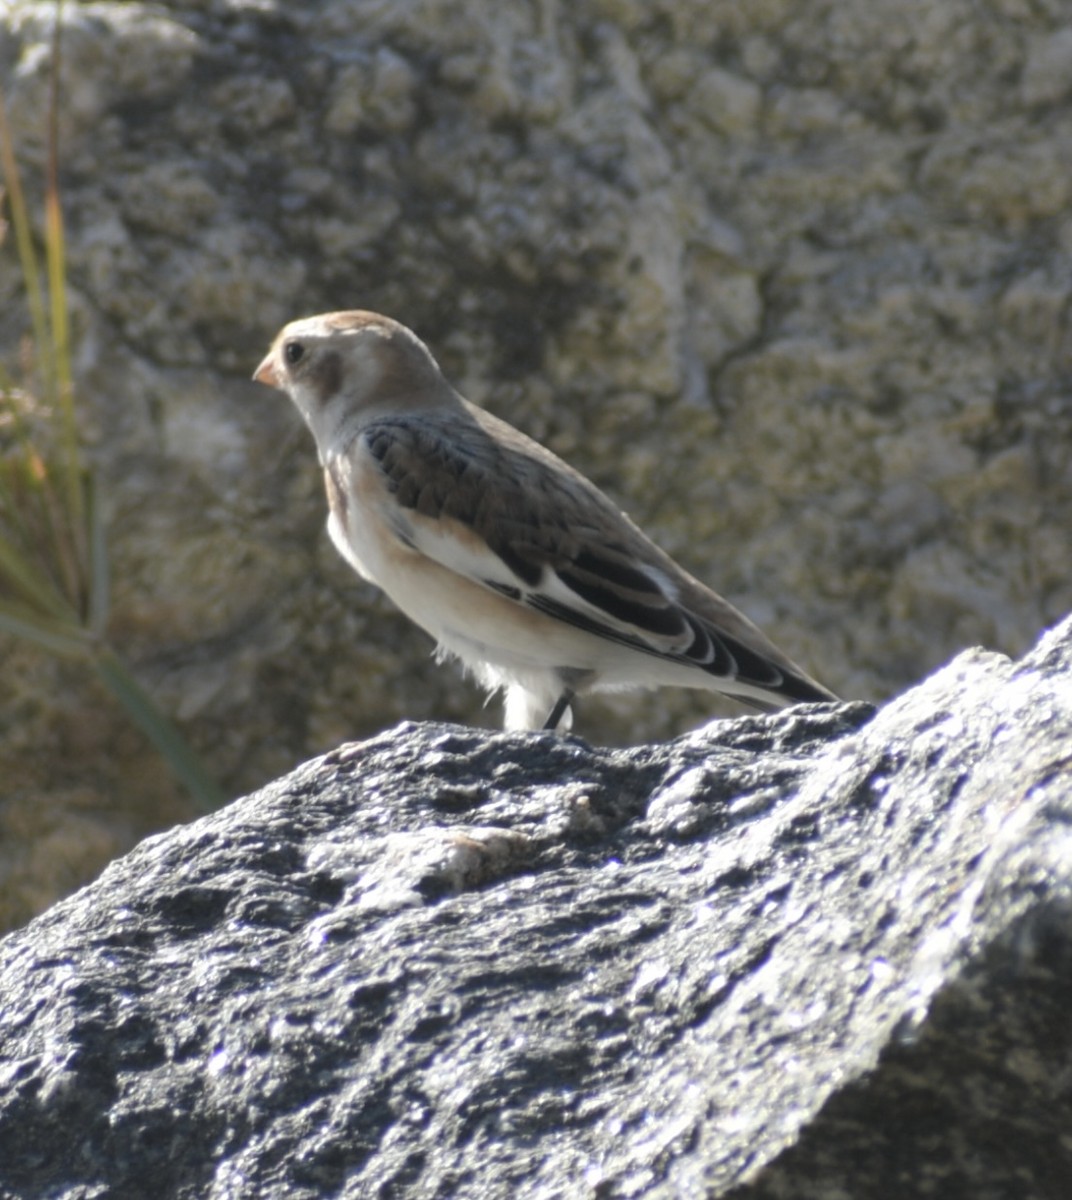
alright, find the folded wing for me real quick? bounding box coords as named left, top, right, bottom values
left=362, top=410, right=835, bottom=705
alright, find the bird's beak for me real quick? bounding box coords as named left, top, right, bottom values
left=253, top=353, right=281, bottom=388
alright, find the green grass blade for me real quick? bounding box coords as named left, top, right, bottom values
left=94, top=648, right=227, bottom=813
left=0, top=526, right=76, bottom=620
left=45, top=186, right=73, bottom=429
left=45, top=5, right=82, bottom=534
left=45, top=171, right=79, bottom=516
left=85, top=468, right=110, bottom=637
left=0, top=95, right=50, bottom=396
left=0, top=437, right=86, bottom=619
left=0, top=603, right=92, bottom=658
left=0, top=418, right=46, bottom=555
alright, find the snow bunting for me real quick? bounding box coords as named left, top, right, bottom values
left=253, top=311, right=837, bottom=731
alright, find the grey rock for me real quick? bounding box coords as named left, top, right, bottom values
left=1022, top=27, right=1072, bottom=107
left=1, top=616, right=1071, bottom=1198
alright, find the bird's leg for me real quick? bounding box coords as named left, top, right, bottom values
left=542, top=689, right=574, bottom=732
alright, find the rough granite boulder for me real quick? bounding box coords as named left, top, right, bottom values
left=0, top=616, right=1070, bottom=1198
left=1, top=2, right=1071, bottom=923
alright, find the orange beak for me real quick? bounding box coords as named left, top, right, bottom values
left=253, top=352, right=281, bottom=387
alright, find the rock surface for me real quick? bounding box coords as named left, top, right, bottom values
left=1, top=617, right=1070, bottom=1198
left=1, top=0, right=1071, bottom=926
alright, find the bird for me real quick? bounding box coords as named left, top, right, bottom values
left=252, top=310, right=838, bottom=732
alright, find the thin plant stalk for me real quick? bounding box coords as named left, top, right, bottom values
left=0, top=5, right=225, bottom=812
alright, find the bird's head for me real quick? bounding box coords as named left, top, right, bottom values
left=253, top=310, right=453, bottom=455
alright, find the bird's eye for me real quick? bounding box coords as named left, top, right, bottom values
left=284, top=341, right=305, bottom=366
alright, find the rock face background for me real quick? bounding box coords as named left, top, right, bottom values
left=1, top=0, right=1071, bottom=927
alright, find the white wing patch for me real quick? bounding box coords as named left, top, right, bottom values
left=392, top=510, right=534, bottom=598
left=393, top=502, right=710, bottom=664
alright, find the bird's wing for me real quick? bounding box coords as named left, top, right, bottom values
left=359, top=408, right=834, bottom=703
